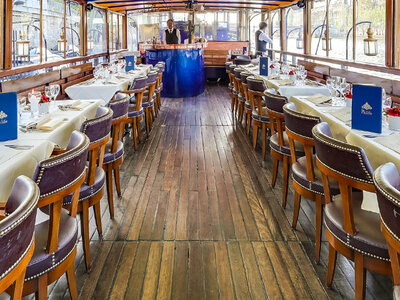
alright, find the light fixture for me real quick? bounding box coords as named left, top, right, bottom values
left=322, top=30, right=332, bottom=51
left=87, top=38, right=94, bottom=51
left=364, top=27, right=377, bottom=56
left=16, top=31, right=29, bottom=57
left=296, top=32, right=303, bottom=49
left=57, top=31, right=66, bottom=53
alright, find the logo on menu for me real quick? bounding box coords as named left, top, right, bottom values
left=128, top=61, right=132, bottom=66
left=361, top=102, right=373, bottom=115
left=262, top=64, right=266, bottom=69
left=0, top=111, right=8, bottom=124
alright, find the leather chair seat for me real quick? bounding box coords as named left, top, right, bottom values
left=238, top=95, right=245, bottom=102
left=128, top=108, right=144, bottom=118
left=142, top=100, right=154, bottom=108
left=228, top=84, right=233, bottom=90
left=325, top=191, right=390, bottom=261
left=233, top=89, right=239, bottom=95
left=292, top=155, right=340, bottom=195
left=103, top=140, right=124, bottom=164
left=270, top=132, right=305, bottom=157
left=245, top=102, right=252, bottom=110
left=63, top=167, right=105, bottom=205
left=25, top=211, right=77, bottom=280
left=252, top=107, right=269, bottom=123
left=129, top=95, right=136, bottom=104
left=159, top=83, right=163, bottom=90
left=394, top=286, right=400, bottom=300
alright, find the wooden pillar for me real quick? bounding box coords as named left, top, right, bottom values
left=0, top=0, right=3, bottom=68
left=386, top=0, right=400, bottom=67
left=4, top=0, right=12, bottom=69
left=81, top=2, right=87, bottom=56
left=122, top=14, right=127, bottom=49
left=280, top=8, right=287, bottom=51
left=64, top=0, right=67, bottom=59
left=105, top=11, right=110, bottom=55
left=268, top=11, right=273, bottom=40
left=303, top=0, right=312, bottom=55
left=40, top=0, right=43, bottom=63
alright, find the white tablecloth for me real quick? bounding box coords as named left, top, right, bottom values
left=65, top=65, right=152, bottom=103
left=0, top=100, right=102, bottom=202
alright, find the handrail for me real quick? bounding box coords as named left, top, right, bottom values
left=0, top=49, right=127, bottom=78
left=272, top=49, right=400, bottom=76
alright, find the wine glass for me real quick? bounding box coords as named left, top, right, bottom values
left=52, top=84, right=60, bottom=101
left=17, top=96, right=26, bottom=123
left=300, top=70, right=307, bottom=86
left=326, top=77, right=335, bottom=97
left=28, top=92, right=40, bottom=118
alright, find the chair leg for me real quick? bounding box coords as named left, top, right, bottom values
left=137, top=117, right=142, bottom=142
left=145, top=109, right=150, bottom=137
left=35, top=273, right=48, bottom=300
left=253, top=124, right=258, bottom=149
left=354, top=252, right=366, bottom=300
left=244, top=112, right=248, bottom=130
left=106, top=164, right=114, bottom=219
left=93, top=203, right=102, bottom=236
left=12, top=269, right=26, bottom=300
left=271, top=157, right=279, bottom=188
left=291, top=191, right=301, bottom=226
left=66, top=261, right=78, bottom=300
left=81, top=200, right=91, bottom=271
left=235, top=97, right=239, bottom=115
left=262, top=124, right=267, bottom=159
left=326, top=243, right=337, bottom=287
left=282, top=156, right=290, bottom=208
left=247, top=114, right=251, bottom=135
left=151, top=106, right=155, bottom=121
left=114, top=166, right=121, bottom=197
left=132, top=119, right=138, bottom=150
left=231, top=93, right=235, bottom=112
left=315, top=195, right=323, bottom=264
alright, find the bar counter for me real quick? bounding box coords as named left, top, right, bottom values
left=145, top=44, right=205, bottom=98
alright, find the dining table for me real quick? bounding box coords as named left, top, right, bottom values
left=0, top=99, right=102, bottom=203
left=65, top=64, right=153, bottom=104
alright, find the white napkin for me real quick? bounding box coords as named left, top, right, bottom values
left=275, top=79, right=294, bottom=86
left=361, top=191, right=379, bottom=213
left=306, top=94, right=331, bottom=105
left=70, top=101, right=91, bottom=110
left=329, top=107, right=352, bottom=123
left=375, top=133, right=400, bottom=154
left=37, top=117, right=64, bottom=131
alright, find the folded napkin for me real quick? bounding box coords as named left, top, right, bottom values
left=306, top=94, right=331, bottom=105
left=70, top=101, right=91, bottom=110
left=106, top=80, right=119, bottom=85
left=375, top=133, right=400, bottom=154
left=268, top=75, right=280, bottom=80
left=305, top=80, right=321, bottom=87
left=329, top=107, right=352, bottom=123
left=361, top=191, right=379, bottom=213
left=275, top=79, right=294, bottom=86
left=37, top=117, right=64, bottom=131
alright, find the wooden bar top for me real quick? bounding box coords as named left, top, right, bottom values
left=142, top=43, right=206, bottom=50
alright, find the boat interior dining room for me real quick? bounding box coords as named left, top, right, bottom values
left=1, top=0, right=400, bottom=298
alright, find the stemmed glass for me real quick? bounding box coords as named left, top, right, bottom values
left=50, top=84, right=60, bottom=105
left=28, top=91, right=41, bottom=118
left=326, top=77, right=336, bottom=97
left=382, top=89, right=392, bottom=110
left=45, top=86, right=52, bottom=107
left=17, top=96, right=26, bottom=123
left=300, top=70, right=307, bottom=86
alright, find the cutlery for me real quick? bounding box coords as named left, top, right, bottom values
left=4, top=145, right=34, bottom=150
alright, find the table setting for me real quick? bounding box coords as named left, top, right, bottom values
left=0, top=97, right=102, bottom=202
left=65, top=61, right=152, bottom=103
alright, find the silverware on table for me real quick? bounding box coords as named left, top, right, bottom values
left=4, top=145, right=34, bottom=150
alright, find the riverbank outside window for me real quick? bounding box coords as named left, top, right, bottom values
left=66, top=0, right=81, bottom=57
left=87, top=8, right=107, bottom=54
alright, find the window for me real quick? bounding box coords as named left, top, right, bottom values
left=42, top=0, right=64, bottom=62
left=109, top=12, right=121, bottom=51
left=87, top=8, right=107, bottom=54
left=286, top=7, right=303, bottom=54
left=127, top=15, right=138, bottom=51
left=311, top=0, right=326, bottom=55
left=249, top=13, right=261, bottom=54
left=272, top=10, right=280, bottom=50
left=66, top=0, right=81, bottom=57
left=12, top=0, right=41, bottom=66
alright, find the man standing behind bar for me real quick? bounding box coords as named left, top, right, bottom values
left=255, top=21, right=273, bottom=56
left=163, top=19, right=181, bottom=44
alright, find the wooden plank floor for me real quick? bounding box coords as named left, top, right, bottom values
left=24, top=84, right=393, bottom=299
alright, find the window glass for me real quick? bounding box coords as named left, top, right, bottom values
left=356, top=0, right=385, bottom=65
left=311, top=0, right=326, bottom=56
left=286, top=7, right=303, bottom=54
left=87, top=8, right=107, bottom=54
left=42, top=0, right=64, bottom=62
left=66, top=0, right=81, bottom=57
left=127, top=15, right=138, bottom=51
left=12, top=0, right=41, bottom=66
left=249, top=13, right=261, bottom=54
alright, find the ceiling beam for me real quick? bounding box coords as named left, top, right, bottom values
left=106, top=1, right=281, bottom=8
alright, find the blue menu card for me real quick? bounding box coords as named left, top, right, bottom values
left=260, top=57, right=269, bottom=76
left=125, top=56, right=135, bottom=72
left=351, top=84, right=382, bottom=133
left=0, top=92, right=17, bottom=141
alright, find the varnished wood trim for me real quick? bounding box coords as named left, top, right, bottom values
left=0, top=0, right=3, bottom=68
left=40, top=0, right=43, bottom=63
left=303, top=0, right=311, bottom=55
left=280, top=8, right=287, bottom=51
left=122, top=14, right=127, bottom=49
left=4, top=0, right=12, bottom=70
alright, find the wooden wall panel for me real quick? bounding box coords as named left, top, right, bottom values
left=61, top=62, right=93, bottom=78
left=298, top=60, right=330, bottom=76
left=0, top=70, right=60, bottom=93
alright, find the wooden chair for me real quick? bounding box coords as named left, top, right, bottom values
left=63, top=106, right=113, bottom=271
left=0, top=176, right=39, bottom=300
left=246, top=76, right=270, bottom=159
left=155, top=62, right=165, bottom=110
left=21, top=131, right=89, bottom=299
left=228, top=64, right=238, bottom=114
left=313, top=122, right=391, bottom=300
left=119, top=76, right=148, bottom=150
left=103, top=95, right=130, bottom=219
left=374, top=162, right=400, bottom=300
left=142, top=71, right=159, bottom=137
left=233, top=67, right=246, bottom=123
left=240, top=71, right=253, bottom=134
left=283, top=102, right=339, bottom=262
